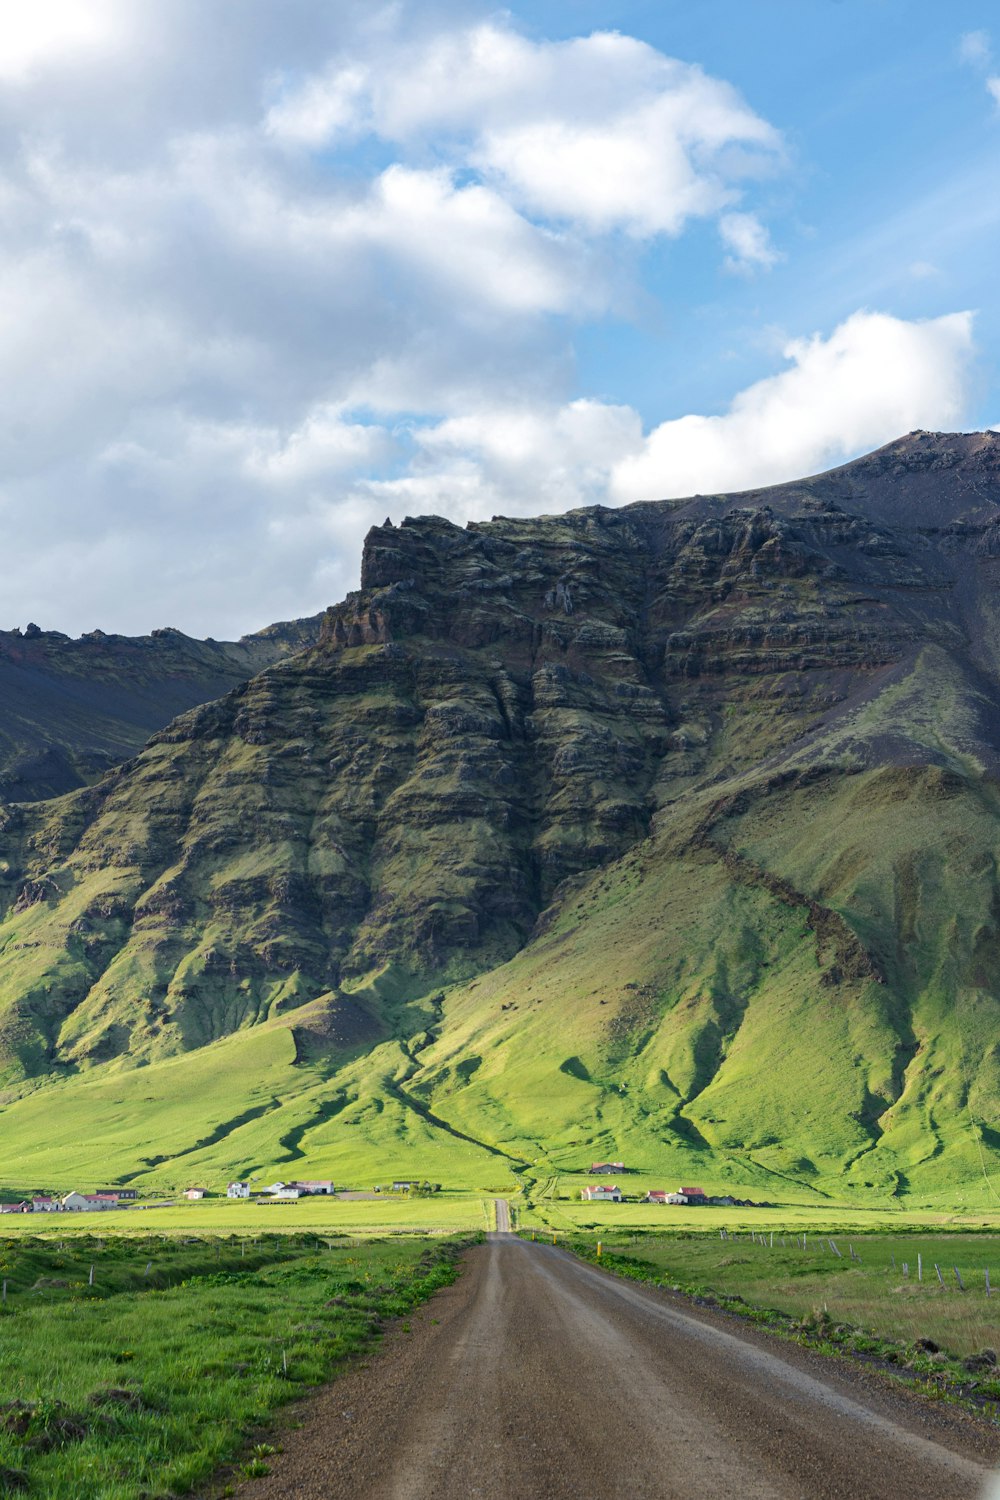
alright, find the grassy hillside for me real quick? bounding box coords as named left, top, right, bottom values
left=3, top=433, right=1000, bottom=1204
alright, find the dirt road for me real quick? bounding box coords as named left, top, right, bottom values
left=238, top=1233, right=1000, bottom=1499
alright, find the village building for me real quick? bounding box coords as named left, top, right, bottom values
left=589, top=1162, right=625, bottom=1174
left=31, top=1197, right=58, bottom=1212
left=184, top=1188, right=206, bottom=1200
left=97, top=1188, right=137, bottom=1200
left=580, top=1183, right=622, bottom=1202
left=266, top=1185, right=302, bottom=1200
left=62, top=1192, right=117, bottom=1211
left=392, top=1180, right=415, bottom=1192
left=294, top=1180, right=335, bottom=1195
left=0, top=1201, right=30, bottom=1214
left=227, top=1181, right=251, bottom=1198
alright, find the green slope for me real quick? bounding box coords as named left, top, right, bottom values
left=2, top=432, right=1000, bottom=1204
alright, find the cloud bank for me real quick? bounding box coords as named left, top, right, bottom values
left=0, top=2, right=979, bottom=636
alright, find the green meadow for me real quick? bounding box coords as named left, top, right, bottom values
left=0, top=1193, right=490, bottom=1238
left=560, top=1227, right=1000, bottom=1367
left=0, top=1231, right=470, bottom=1498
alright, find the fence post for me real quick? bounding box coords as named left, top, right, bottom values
left=935, top=1263, right=945, bottom=1287
left=918, top=1253, right=922, bottom=1283
left=902, top=1262, right=909, bottom=1277
left=954, top=1267, right=965, bottom=1291
left=88, top=1264, right=94, bottom=1286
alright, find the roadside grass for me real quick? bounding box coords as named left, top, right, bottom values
left=0, top=1193, right=489, bottom=1240
left=0, top=1232, right=470, bottom=1498
left=561, top=1228, right=1000, bottom=1358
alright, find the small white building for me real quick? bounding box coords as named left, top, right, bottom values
left=227, top=1182, right=251, bottom=1199
left=31, top=1197, right=59, bottom=1212
left=62, top=1192, right=116, bottom=1211
left=295, top=1180, right=334, bottom=1195
left=580, top=1184, right=623, bottom=1202
left=268, top=1186, right=301, bottom=1200
left=184, top=1187, right=206, bottom=1201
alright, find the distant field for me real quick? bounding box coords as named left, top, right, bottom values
left=564, top=1228, right=1000, bottom=1358
left=0, top=1191, right=490, bottom=1238
left=0, top=1231, right=470, bottom=1498
left=519, top=1177, right=1000, bottom=1234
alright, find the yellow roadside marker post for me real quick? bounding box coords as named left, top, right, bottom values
left=597, top=1241, right=602, bottom=1258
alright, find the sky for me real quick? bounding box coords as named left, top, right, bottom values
left=2, top=0, right=1000, bottom=638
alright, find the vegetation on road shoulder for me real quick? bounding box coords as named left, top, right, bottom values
left=0, top=1232, right=474, bottom=1498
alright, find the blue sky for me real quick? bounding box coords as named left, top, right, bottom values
left=0, top=1, right=998, bottom=636
left=527, top=0, right=1000, bottom=426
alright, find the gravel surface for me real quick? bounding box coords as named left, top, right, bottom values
left=234, top=1232, right=1000, bottom=1499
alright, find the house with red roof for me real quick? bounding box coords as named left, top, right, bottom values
left=580, top=1184, right=622, bottom=1202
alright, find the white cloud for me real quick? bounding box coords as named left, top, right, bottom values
left=989, top=77, right=1000, bottom=106
left=0, top=4, right=972, bottom=642
left=0, top=0, right=127, bottom=82
left=611, top=310, right=974, bottom=502
left=719, top=212, right=782, bottom=273
left=339, top=310, right=977, bottom=530
left=267, top=21, right=783, bottom=241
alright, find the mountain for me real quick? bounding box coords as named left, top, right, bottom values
left=0, top=614, right=324, bottom=803
left=2, top=429, right=1000, bottom=1205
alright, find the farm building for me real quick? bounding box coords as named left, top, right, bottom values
left=62, top=1192, right=116, bottom=1211
left=184, top=1188, right=206, bottom=1200
left=227, top=1182, right=251, bottom=1198
left=294, top=1180, right=335, bottom=1195
left=31, top=1197, right=58, bottom=1212
left=589, top=1162, right=625, bottom=1174
left=581, top=1184, right=622, bottom=1202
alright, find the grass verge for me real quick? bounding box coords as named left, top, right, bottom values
left=0, top=1232, right=473, bottom=1498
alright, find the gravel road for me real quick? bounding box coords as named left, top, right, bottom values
left=236, top=1229, right=1000, bottom=1499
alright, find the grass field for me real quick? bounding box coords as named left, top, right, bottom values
left=559, top=1227, right=1000, bottom=1361
left=0, top=1192, right=492, bottom=1239
left=516, top=1174, right=1000, bottom=1234
left=0, top=1231, right=471, bottom=1498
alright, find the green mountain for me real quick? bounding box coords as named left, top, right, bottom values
left=0, top=614, right=323, bottom=802
left=3, top=429, right=1000, bottom=1206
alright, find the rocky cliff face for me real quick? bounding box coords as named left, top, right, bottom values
left=0, top=614, right=324, bottom=803
left=2, top=432, right=1000, bottom=1200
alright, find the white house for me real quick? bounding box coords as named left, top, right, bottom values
left=268, top=1185, right=301, bottom=1200
left=227, top=1182, right=251, bottom=1199
left=580, top=1184, right=622, bottom=1202
left=184, top=1188, right=206, bottom=1200
left=31, top=1197, right=59, bottom=1212
left=62, top=1192, right=116, bottom=1211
